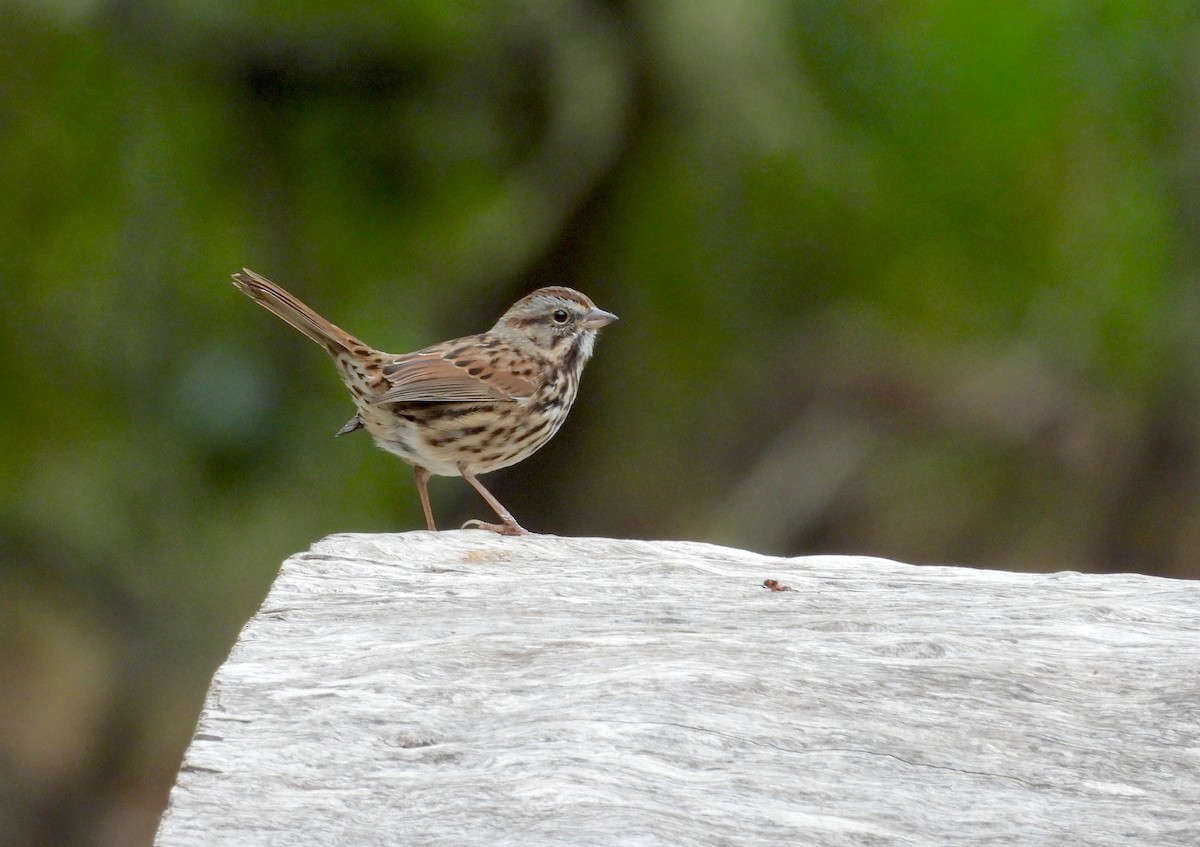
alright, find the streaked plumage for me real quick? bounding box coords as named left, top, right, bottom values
left=231, top=269, right=617, bottom=535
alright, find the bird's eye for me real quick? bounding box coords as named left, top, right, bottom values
left=552, top=309, right=570, bottom=324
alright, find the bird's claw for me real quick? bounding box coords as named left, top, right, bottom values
left=461, top=518, right=528, bottom=536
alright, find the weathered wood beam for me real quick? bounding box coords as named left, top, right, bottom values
left=157, top=532, right=1200, bottom=846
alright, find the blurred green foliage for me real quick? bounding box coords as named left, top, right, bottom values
left=3, top=1, right=1200, bottom=844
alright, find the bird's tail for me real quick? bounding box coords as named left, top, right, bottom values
left=231, top=269, right=365, bottom=354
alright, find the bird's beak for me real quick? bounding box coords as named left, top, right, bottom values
left=583, top=308, right=619, bottom=330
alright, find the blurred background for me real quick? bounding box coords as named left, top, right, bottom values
left=3, top=0, right=1200, bottom=844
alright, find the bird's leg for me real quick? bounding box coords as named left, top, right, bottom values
left=413, top=466, right=437, bottom=531
left=457, top=464, right=528, bottom=536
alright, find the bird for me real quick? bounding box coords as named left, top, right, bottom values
left=231, top=269, right=617, bottom=535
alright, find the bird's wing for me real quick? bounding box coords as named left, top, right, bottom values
left=334, top=414, right=364, bottom=436
left=370, top=346, right=536, bottom=404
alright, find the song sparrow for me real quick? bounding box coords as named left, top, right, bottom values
left=231, top=269, right=617, bottom=535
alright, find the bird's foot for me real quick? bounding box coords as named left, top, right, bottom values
left=461, top=518, right=528, bottom=536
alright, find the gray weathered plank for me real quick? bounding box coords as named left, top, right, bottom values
left=156, top=532, right=1200, bottom=846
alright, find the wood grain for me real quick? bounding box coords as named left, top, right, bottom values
left=157, top=532, right=1200, bottom=846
